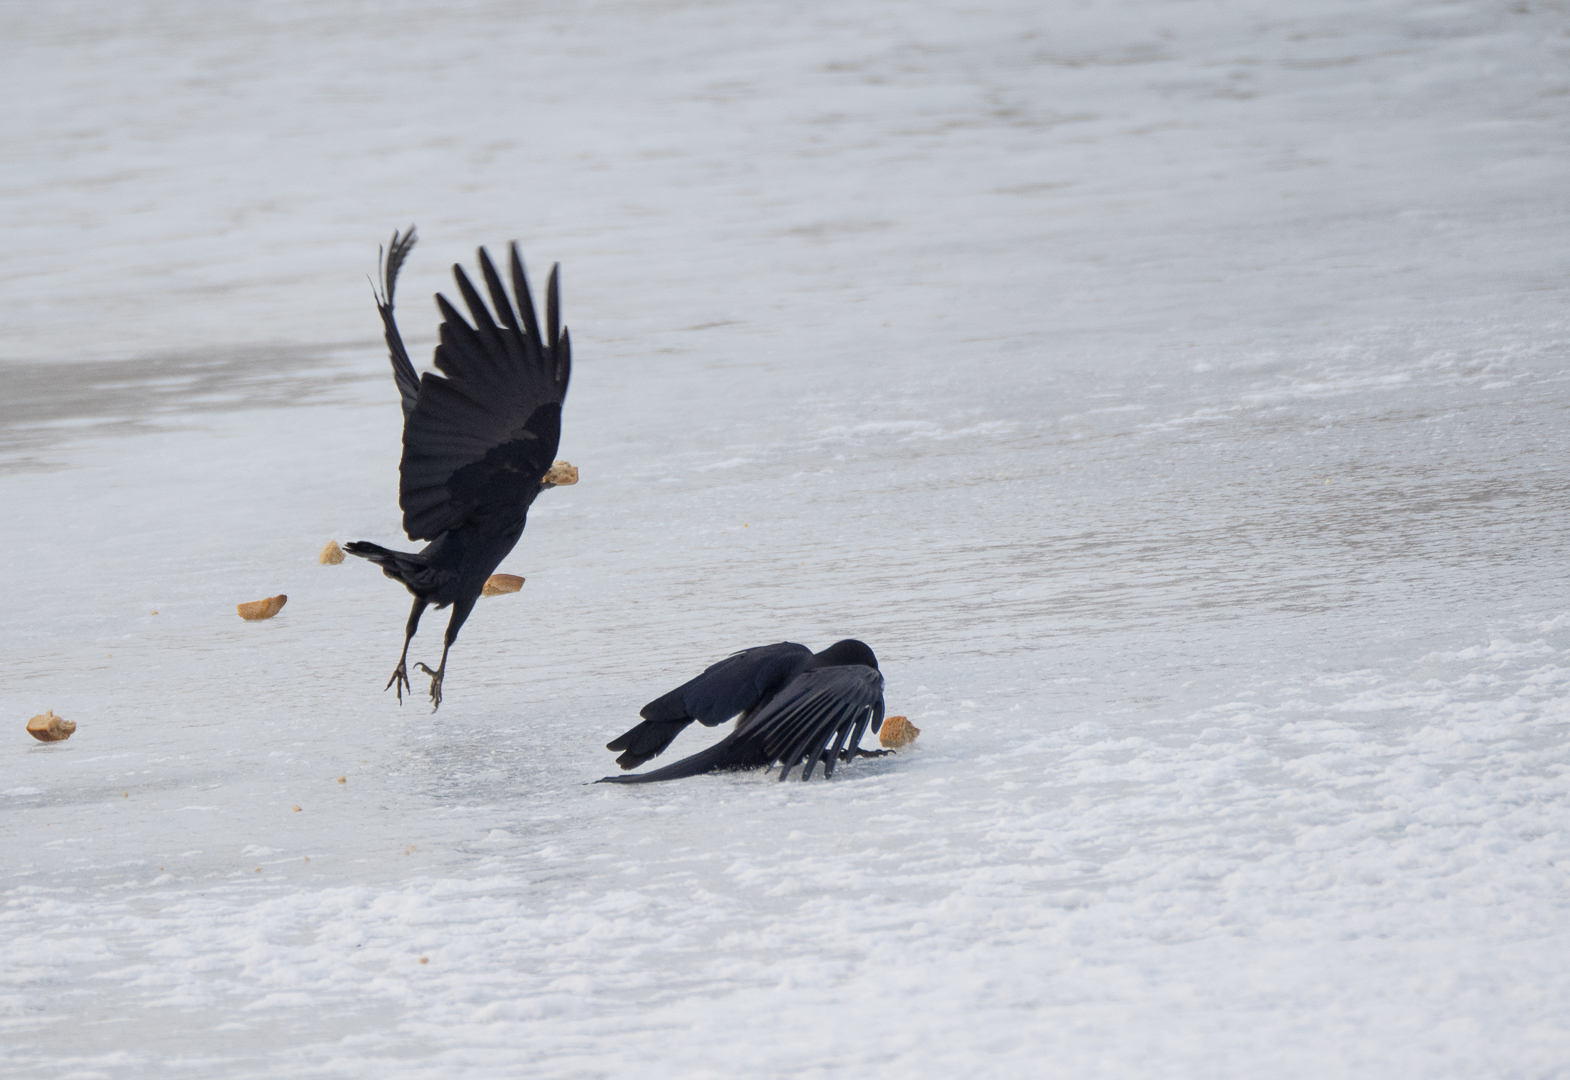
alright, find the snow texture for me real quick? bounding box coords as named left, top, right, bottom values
left=3, top=0, right=1570, bottom=1076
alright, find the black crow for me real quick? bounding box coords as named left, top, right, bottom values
left=599, top=640, right=891, bottom=783
left=345, top=228, right=571, bottom=709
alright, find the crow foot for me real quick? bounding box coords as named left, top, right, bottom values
left=414, top=661, right=445, bottom=711
left=384, top=660, right=412, bottom=704
left=842, top=747, right=892, bottom=760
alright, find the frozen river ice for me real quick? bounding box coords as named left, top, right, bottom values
left=3, top=0, right=1569, bottom=1076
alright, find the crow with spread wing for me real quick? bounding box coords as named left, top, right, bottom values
left=599, top=640, right=892, bottom=783
left=346, top=227, right=571, bottom=709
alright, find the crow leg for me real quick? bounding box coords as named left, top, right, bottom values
left=840, top=747, right=892, bottom=760
left=387, top=599, right=427, bottom=704
left=415, top=596, right=475, bottom=711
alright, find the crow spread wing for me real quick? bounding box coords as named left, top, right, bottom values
left=728, top=666, right=886, bottom=780
left=399, top=245, right=572, bottom=541
left=375, top=227, right=422, bottom=421
left=605, top=642, right=813, bottom=770
left=600, top=666, right=885, bottom=784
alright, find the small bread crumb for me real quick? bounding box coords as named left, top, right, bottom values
left=879, top=715, right=920, bottom=749
left=337, top=775, right=346, bottom=784
left=238, top=595, right=287, bottom=620
left=319, top=540, right=345, bottom=565
left=481, top=574, right=525, bottom=597
left=419, top=957, right=429, bottom=965
left=292, top=805, right=302, bottom=812
left=26, top=710, right=75, bottom=743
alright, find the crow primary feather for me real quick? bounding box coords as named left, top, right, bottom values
left=345, top=227, right=571, bottom=709
left=600, top=639, right=891, bottom=783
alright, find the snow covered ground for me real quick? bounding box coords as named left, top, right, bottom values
left=3, top=0, right=1570, bottom=1075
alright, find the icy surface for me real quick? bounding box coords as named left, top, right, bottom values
left=3, top=0, right=1570, bottom=1076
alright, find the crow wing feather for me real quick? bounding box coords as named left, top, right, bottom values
left=375, top=227, right=422, bottom=420
left=399, top=245, right=571, bottom=540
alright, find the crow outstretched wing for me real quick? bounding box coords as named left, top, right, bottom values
left=600, top=666, right=885, bottom=784
left=606, top=642, right=813, bottom=769
left=399, top=245, right=572, bottom=540
left=374, top=227, right=422, bottom=420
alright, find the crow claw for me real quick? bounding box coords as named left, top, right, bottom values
left=384, top=661, right=412, bottom=704
left=414, top=662, right=445, bottom=711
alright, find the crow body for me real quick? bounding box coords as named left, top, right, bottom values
left=346, top=227, right=571, bottom=709
left=600, top=639, right=889, bottom=783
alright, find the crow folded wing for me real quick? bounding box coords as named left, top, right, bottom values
left=641, top=642, right=814, bottom=727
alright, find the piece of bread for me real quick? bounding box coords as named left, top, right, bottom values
left=543, top=460, right=578, bottom=486
left=879, top=715, right=920, bottom=749
left=238, top=594, right=288, bottom=620
left=481, top=574, right=525, bottom=597
left=27, top=710, right=76, bottom=743
left=319, top=540, right=345, bottom=565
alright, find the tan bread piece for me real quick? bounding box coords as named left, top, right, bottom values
left=238, top=594, right=288, bottom=620
left=319, top=540, right=345, bottom=565
left=543, top=460, right=578, bottom=486
left=481, top=574, right=525, bottom=597
left=27, top=710, right=76, bottom=743
left=879, top=715, right=920, bottom=749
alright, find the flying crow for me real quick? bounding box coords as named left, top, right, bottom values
left=600, top=640, right=891, bottom=783
left=346, top=228, right=571, bottom=709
